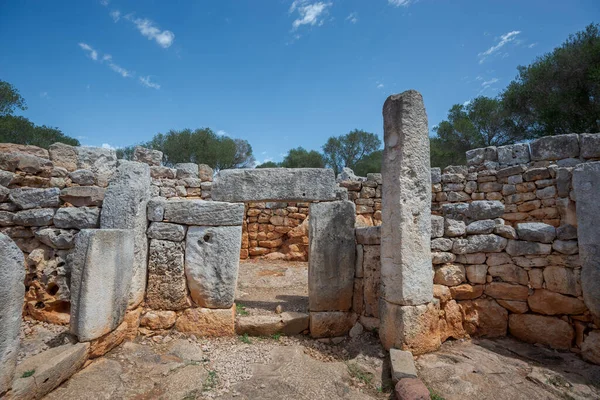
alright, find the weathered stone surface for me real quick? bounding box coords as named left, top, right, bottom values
left=528, top=289, right=587, bottom=315
left=431, top=238, right=453, bottom=252
left=53, top=207, right=100, bottom=229
left=60, top=186, right=105, bottom=206
left=163, top=200, right=244, bottom=226
left=146, top=239, right=191, bottom=310
left=488, top=263, right=528, bottom=285
left=309, top=311, right=356, bottom=338
left=0, top=171, right=14, bottom=187
left=556, top=224, right=577, bottom=240
left=530, top=133, right=579, bottom=161
left=581, top=330, right=600, bottom=365
left=13, top=208, right=55, bottom=226
left=484, top=282, right=529, bottom=301
left=497, top=143, right=530, bottom=165
left=508, top=314, right=573, bottom=350
left=185, top=226, right=242, bottom=308
left=465, top=264, right=487, bottom=284
left=49, top=143, right=78, bottom=171
left=175, top=306, right=235, bottom=336
left=147, top=222, right=186, bottom=242
left=9, top=187, right=60, bottom=210
left=390, top=349, right=417, bottom=384
left=431, top=252, right=456, bottom=264
left=449, top=284, right=484, bottom=300
left=133, top=146, right=163, bottom=166
left=379, top=300, right=441, bottom=354
left=431, top=215, right=444, bottom=238
left=515, top=222, right=556, bottom=243
left=0, top=143, right=48, bottom=158
left=69, top=229, right=134, bottom=341
left=468, top=200, right=504, bottom=221
left=506, top=240, right=552, bottom=256
left=580, top=133, right=600, bottom=158
left=363, top=245, right=381, bottom=318
left=466, top=219, right=496, bottom=235
left=493, top=224, right=517, bottom=239
left=212, top=168, right=337, bottom=202
left=552, top=239, right=578, bottom=255
left=174, top=163, right=198, bottom=179
left=69, top=169, right=96, bottom=185
left=100, top=161, right=151, bottom=308
left=355, top=225, right=381, bottom=245
left=198, top=164, right=213, bottom=182
left=395, top=377, right=430, bottom=400
left=497, top=299, right=528, bottom=314
left=34, top=228, right=77, bottom=249
left=433, top=263, right=465, bottom=286
left=463, top=234, right=507, bottom=253
left=461, top=298, right=508, bottom=338
left=309, top=201, right=356, bottom=311
left=0, top=152, right=53, bottom=174
left=543, top=266, right=581, bottom=296
left=76, top=146, right=117, bottom=185
left=573, top=162, right=600, bottom=320
left=0, top=234, right=25, bottom=394
left=0, top=210, right=14, bottom=226
left=444, top=219, right=465, bottom=237
left=146, top=197, right=166, bottom=222
left=381, top=91, right=432, bottom=307
left=9, top=342, right=89, bottom=399
left=140, top=310, right=177, bottom=330
left=89, top=320, right=128, bottom=358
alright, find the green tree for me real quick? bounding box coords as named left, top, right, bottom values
left=125, top=128, right=255, bottom=170
left=502, top=23, right=600, bottom=136
left=280, top=147, right=325, bottom=168
left=353, top=150, right=382, bottom=176
left=0, top=115, right=79, bottom=148
left=322, top=129, right=382, bottom=175
left=256, top=161, right=279, bottom=168
left=0, top=80, right=27, bottom=116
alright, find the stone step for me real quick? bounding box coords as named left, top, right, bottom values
left=235, top=312, right=309, bottom=336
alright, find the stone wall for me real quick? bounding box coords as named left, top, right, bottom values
left=0, top=143, right=116, bottom=325
left=353, top=132, right=600, bottom=364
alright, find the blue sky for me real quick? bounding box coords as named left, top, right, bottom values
left=1, top=1, right=598, bottom=165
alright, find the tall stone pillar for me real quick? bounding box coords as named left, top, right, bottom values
left=379, top=90, right=439, bottom=353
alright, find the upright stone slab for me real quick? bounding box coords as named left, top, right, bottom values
left=381, top=90, right=433, bottom=306
left=100, top=160, right=151, bottom=308
left=573, top=162, right=600, bottom=320
left=308, top=201, right=356, bottom=312
left=185, top=226, right=243, bottom=308
left=0, top=234, right=25, bottom=394
left=69, top=229, right=134, bottom=341
left=211, top=168, right=337, bottom=202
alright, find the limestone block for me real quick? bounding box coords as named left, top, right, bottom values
left=308, top=201, right=356, bottom=312
left=163, top=200, right=244, bottom=226
left=0, top=234, right=25, bottom=394
left=496, top=299, right=528, bottom=314
left=484, top=282, right=529, bottom=301
left=508, top=314, right=573, bottom=350
left=466, top=219, right=496, bottom=235
left=430, top=167, right=441, bottom=184
left=430, top=215, right=444, bottom=238
left=431, top=238, right=453, bottom=252
left=34, top=228, right=77, bottom=249
left=53, top=207, right=100, bottom=229
left=133, top=146, right=163, bottom=166
left=381, top=90, right=432, bottom=307
left=465, top=264, right=487, bottom=284
left=493, top=224, right=517, bottom=239
left=75, top=146, right=117, bottom=184
left=432, top=252, right=456, bottom=264
left=467, top=200, right=504, bottom=221
left=175, top=306, right=235, bottom=336
left=309, top=311, right=357, bottom=338
left=379, top=300, right=441, bottom=354
left=444, top=219, right=465, bottom=237
left=395, top=378, right=431, bottom=400
left=0, top=143, right=48, bottom=158
left=580, top=133, right=600, bottom=158
left=497, top=143, right=530, bottom=165
left=461, top=298, right=508, bottom=338
left=13, top=208, right=55, bottom=226
left=185, top=226, right=242, bottom=308
left=147, top=197, right=166, bottom=221
left=100, top=161, right=151, bottom=308
left=8, top=187, right=60, bottom=210
left=543, top=266, right=581, bottom=296
left=552, top=240, right=578, bottom=255
left=581, top=330, right=600, bottom=365
left=0, top=152, right=52, bottom=174
left=198, top=164, right=213, bottom=182
left=390, top=349, right=418, bottom=384
left=355, top=226, right=381, bottom=244
left=140, top=310, right=177, bottom=330
left=9, top=343, right=89, bottom=399
left=487, top=263, right=528, bottom=285
left=69, top=229, right=134, bottom=341
left=147, top=222, right=186, bottom=242
left=463, top=234, right=507, bottom=253
left=530, top=133, right=579, bottom=161
left=174, top=163, right=198, bottom=179
left=433, top=263, right=465, bottom=286
left=449, top=284, right=484, bottom=300
left=527, top=289, right=586, bottom=315
left=212, top=168, right=337, bottom=202
left=466, top=146, right=497, bottom=166
left=0, top=210, right=14, bottom=226
left=146, top=240, right=191, bottom=310
left=506, top=240, right=552, bottom=256
left=68, top=169, right=96, bottom=185
left=363, top=245, right=381, bottom=318
left=556, top=224, right=577, bottom=240
left=60, top=186, right=105, bottom=206
left=49, top=143, right=78, bottom=171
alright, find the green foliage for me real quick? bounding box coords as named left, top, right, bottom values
left=236, top=303, right=249, bottom=316
left=21, top=370, right=35, bottom=378
left=346, top=362, right=374, bottom=386
left=352, top=150, right=382, bottom=176
left=429, top=388, right=445, bottom=400
left=0, top=115, right=79, bottom=148
left=280, top=147, right=325, bottom=168
left=502, top=23, right=600, bottom=136
left=239, top=333, right=252, bottom=344
left=0, top=79, right=27, bottom=116
left=322, top=129, right=381, bottom=175
left=255, top=160, right=279, bottom=168
left=271, top=332, right=282, bottom=340
left=202, top=370, right=218, bottom=391
left=125, top=128, right=255, bottom=170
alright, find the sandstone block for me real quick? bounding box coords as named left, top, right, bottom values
left=497, top=299, right=528, bottom=314
left=309, top=311, right=356, bottom=338
left=49, top=143, right=78, bottom=171
left=527, top=289, right=587, bottom=315
left=449, top=284, right=483, bottom=300
left=543, top=266, right=581, bottom=296
left=508, top=314, right=573, bottom=350
left=581, top=330, right=600, bottom=365
left=552, top=240, right=578, bottom=255
left=488, top=263, right=528, bottom=285
left=53, top=207, right=100, bottom=229
left=163, top=200, right=244, bottom=226
left=433, top=263, right=465, bottom=286
left=185, top=226, right=242, bottom=308
left=9, top=187, right=60, bottom=210
left=175, top=306, right=235, bottom=336
left=140, top=310, right=177, bottom=330
left=461, top=298, right=508, bottom=337
left=309, top=201, right=356, bottom=311
left=89, top=321, right=128, bottom=358
left=379, top=300, right=440, bottom=354
left=69, top=229, right=134, bottom=341
left=60, top=186, right=105, bottom=206
left=395, top=378, right=430, bottom=400
left=484, top=282, right=529, bottom=301
left=146, top=240, right=191, bottom=310
left=465, top=264, right=487, bottom=284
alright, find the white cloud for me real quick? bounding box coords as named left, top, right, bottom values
left=289, top=1, right=331, bottom=31
left=100, top=0, right=109, bottom=6
left=125, top=16, right=175, bottom=48
left=216, top=130, right=227, bottom=136
left=78, top=43, right=98, bottom=60
left=110, top=10, right=120, bottom=22
left=346, top=12, right=358, bottom=24
left=463, top=100, right=471, bottom=107
left=139, top=75, right=160, bottom=89
left=528, top=42, right=538, bottom=48
left=478, top=30, right=521, bottom=64
left=40, top=92, right=48, bottom=98
left=102, top=54, right=132, bottom=77
left=102, top=143, right=116, bottom=149
left=377, top=83, right=384, bottom=89
left=481, top=77, right=499, bottom=87
left=388, top=0, right=413, bottom=7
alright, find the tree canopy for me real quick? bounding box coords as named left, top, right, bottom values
left=0, top=80, right=27, bottom=116
left=322, top=129, right=381, bottom=175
